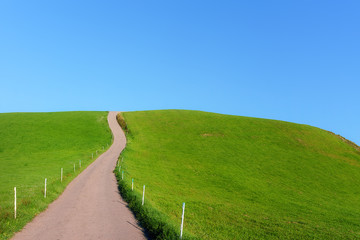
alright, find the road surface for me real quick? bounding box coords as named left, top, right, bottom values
left=12, top=111, right=146, bottom=240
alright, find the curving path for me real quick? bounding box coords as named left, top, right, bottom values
left=12, top=112, right=146, bottom=240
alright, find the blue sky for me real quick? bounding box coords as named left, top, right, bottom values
left=0, top=1, right=359, bottom=144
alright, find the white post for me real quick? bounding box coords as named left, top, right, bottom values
left=122, top=171, right=124, bottom=180
left=180, top=202, right=185, bottom=239
left=142, top=185, right=145, bottom=206
left=132, top=179, right=134, bottom=191
left=61, top=168, right=63, bottom=182
left=14, top=187, right=16, bottom=219
left=44, top=178, right=47, bottom=198
left=79, top=160, right=81, bottom=168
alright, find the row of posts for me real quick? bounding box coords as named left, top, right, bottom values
left=12, top=147, right=186, bottom=239
left=13, top=146, right=106, bottom=220
left=117, top=159, right=186, bottom=239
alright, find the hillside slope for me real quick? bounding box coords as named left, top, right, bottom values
left=118, top=110, right=360, bottom=239
left=0, top=111, right=111, bottom=239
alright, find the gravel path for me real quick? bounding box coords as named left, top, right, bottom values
left=12, top=111, right=146, bottom=240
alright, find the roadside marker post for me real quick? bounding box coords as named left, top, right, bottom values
left=44, top=178, right=47, bottom=198
left=74, top=164, right=76, bottom=172
left=79, top=160, right=81, bottom=168
left=142, top=185, right=145, bottom=206
left=61, top=168, right=63, bottom=182
left=180, top=202, right=185, bottom=239
left=132, top=179, right=134, bottom=191
left=14, top=187, right=16, bottom=219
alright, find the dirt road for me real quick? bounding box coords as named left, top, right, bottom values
left=12, top=111, right=146, bottom=240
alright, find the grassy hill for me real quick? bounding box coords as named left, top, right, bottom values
left=0, top=111, right=111, bottom=239
left=116, top=110, right=360, bottom=239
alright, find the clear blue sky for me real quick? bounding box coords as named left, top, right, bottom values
left=1, top=1, right=359, bottom=144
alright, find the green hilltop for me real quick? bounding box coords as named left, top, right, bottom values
left=117, top=110, right=360, bottom=239
left=1, top=110, right=359, bottom=239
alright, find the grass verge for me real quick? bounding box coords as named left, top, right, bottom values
left=114, top=171, right=198, bottom=240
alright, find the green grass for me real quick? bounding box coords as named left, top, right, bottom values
left=0, top=111, right=112, bottom=239
left=116, top=110, right=360, bottom=239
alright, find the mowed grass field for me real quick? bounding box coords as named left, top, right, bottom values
left=0, top=111, right=111, bottom=239
left=117, top=110, right=360, bottom=239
